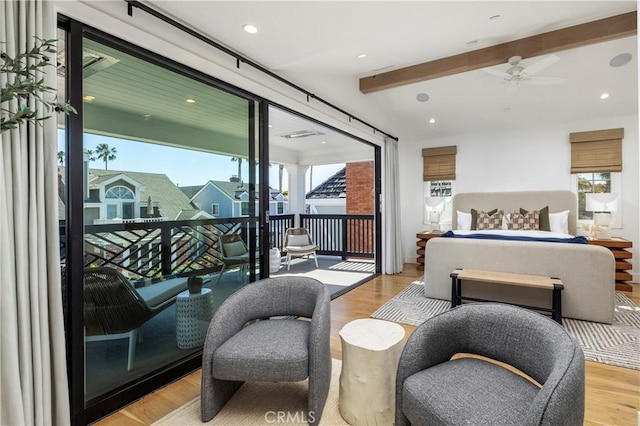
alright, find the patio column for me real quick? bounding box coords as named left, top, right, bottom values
left=285, top=164, right=309, bottom=227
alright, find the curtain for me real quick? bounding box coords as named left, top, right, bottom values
left=0, top=1, right=70, bottom=424
left=383, top=137, right=403, bottom=274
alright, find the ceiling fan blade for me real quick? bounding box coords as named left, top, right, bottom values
left=481, top=67, right=510, bottom=78
left=528, top=76, right=567, bottom=85
left=523, top=54, right=560, bottom=76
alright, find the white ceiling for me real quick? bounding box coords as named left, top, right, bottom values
left=147, top=1, right=638, bottom=145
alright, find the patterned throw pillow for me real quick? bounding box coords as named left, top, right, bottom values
left=476, top=210, right=504, bottom=230
left=509, top=210, right=540, bottom=230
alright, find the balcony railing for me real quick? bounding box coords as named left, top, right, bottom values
left=60, top=213, right=374, bottom=281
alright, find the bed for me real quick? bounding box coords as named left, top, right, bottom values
left=423, top=190, right=616, bottom=324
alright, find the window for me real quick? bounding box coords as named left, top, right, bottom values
left=277, top=202, right=284, bottom=214
left=211, top=203, right=219, bottom=216
left=424, top=181, right=455, bottom=226
left=105, top=185, right=135, bottom=219
left=428, top=181, right=452, bottom=197
left=577, top=173, right=611, bottom=220
left=241, top=202, right=249, bottom=216
left=574, top=172, right=621, bottom=227
left=569, top=128, right=624, bottom=228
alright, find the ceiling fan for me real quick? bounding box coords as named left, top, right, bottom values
left=482, top=55, right=566, bottom=86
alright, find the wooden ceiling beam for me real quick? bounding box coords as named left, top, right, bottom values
left=359, top=11, right=637, bottom=94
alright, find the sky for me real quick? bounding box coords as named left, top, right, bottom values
left=58, top=131, right=344, bottom=192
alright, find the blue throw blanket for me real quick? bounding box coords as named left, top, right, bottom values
left=441, top=230, right=588, bottom=244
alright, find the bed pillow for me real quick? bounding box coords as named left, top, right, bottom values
left=476, top=210, right=504, bottom=230
left=549, top=210, right=570, bottom=234
left=520, top=206, right=550, bottom=231
left=471, top=208, right=497, bottom=230
left=509, top=210, right=540, bottom=230
left=457, top=210, right=472, bottom=230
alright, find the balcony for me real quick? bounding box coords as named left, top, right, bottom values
left=60, top=213, right=376, bottom=288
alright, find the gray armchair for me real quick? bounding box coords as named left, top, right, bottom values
left=396, top=303, right=585, bottom=426
left=201, top=276, right=331, bottom=425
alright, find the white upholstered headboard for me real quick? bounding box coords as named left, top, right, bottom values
left=451, top=190, right=578, bottom=235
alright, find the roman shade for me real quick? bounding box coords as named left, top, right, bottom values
left=422, top=145, right=457, bottom=181
left=570, top=128, right=623, bottom=173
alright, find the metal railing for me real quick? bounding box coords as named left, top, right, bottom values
left=60, top=213, right=375, bottom=280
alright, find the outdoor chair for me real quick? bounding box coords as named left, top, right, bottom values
left=215, top=233, right=251, bottom=285
left=201, top=277, right=331, bottom=426
left=282, top=227, right=319, bottom=271
left=84, top=267, right=187, bottom=371
left=396, top=303, right=585, bottom=426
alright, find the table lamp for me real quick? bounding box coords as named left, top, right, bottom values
left=425, top=196, right=445, bottom=230
left=585, top=192, right=618, bottom=239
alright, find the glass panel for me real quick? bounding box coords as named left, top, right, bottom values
left=578, top=172, right=611, bottom=219
left=267, top=105, right=377, bottom=287
left=79, top=36, right=258, bottom=402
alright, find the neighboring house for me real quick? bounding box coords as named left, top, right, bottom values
left=181, top=178, right=288, bottom=217
left=306, top=167, right=346, bottom=214
left=84, top=168, right=207, bottom=225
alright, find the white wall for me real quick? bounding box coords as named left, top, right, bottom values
left=399, top=114, right=639, bottom=282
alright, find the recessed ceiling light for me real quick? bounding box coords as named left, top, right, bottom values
left=357, top=53, right=367, bottom=59
left=268, top=124, right=273, bottom=128
left=600, top=93, right=609, bottom=100
left=489, top=14, right=501, bottom=20
left=82, top=95, right=95, bottom=102
left=143, top=114, right=152, bottom=120
left=243, top=24, right=258, bottom=34
left=609, top=53, right=632, bottom=68
left=429, top=118, right=436, bottom=124
left=321, top=141, right=327, bottom=144
left=416, top=93, right=430, bottom=102
left=185, top=98, right=196, bottom=104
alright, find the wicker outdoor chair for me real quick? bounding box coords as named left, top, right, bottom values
left=84, top=267, right=180, bottom=371
left=215, top=233, right=251, bottom=285
left=282, top=227, right=319, bottom=271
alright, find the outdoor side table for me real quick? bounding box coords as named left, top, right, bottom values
left=339, top=318, right=405, bottom=425
left=176, top=288, right=213, bottom=349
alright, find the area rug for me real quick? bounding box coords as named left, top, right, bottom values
left=372, top=280, right=640, bottom=371
left=153, top=359, right=348, bottom=425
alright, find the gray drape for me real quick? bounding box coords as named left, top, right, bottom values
left=383, top=137, right=404, bottom=274
left=0, top=1, right=70, bottom=424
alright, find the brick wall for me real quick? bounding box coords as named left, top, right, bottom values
left=346, top=161, right=374, bottom=214
left=346, top=161, right=374, bottom=254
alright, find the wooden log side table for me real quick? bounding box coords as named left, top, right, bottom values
left=176, top=288, right=213, bottom=349
left=588, top=237, right=633, bottom=292
left=416, top=231, right=443, bottom=272
left=338, top=318, right=405, bottom=425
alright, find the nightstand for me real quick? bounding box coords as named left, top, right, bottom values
left=588, top=237, right=633, bottom=291
left=416, top=232, right=443, bottom=272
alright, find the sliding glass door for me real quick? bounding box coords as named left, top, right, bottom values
left=59, top=19, right=265, bottom=423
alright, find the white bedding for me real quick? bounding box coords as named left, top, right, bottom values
left=450, top=230, right=576, bottom=239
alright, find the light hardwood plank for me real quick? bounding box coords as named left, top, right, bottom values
left=95, top=264, right=640, bottom=425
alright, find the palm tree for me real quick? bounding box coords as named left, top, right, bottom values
left=57, top=151, right=65, bottom=166
left=84, top=149, right=96, bottom=162
left=231, top=157, right=243, bottom=182
left=95, top=143, right=117, bottom=170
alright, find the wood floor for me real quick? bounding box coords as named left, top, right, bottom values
left=95, top=264, right=640, bottom=426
